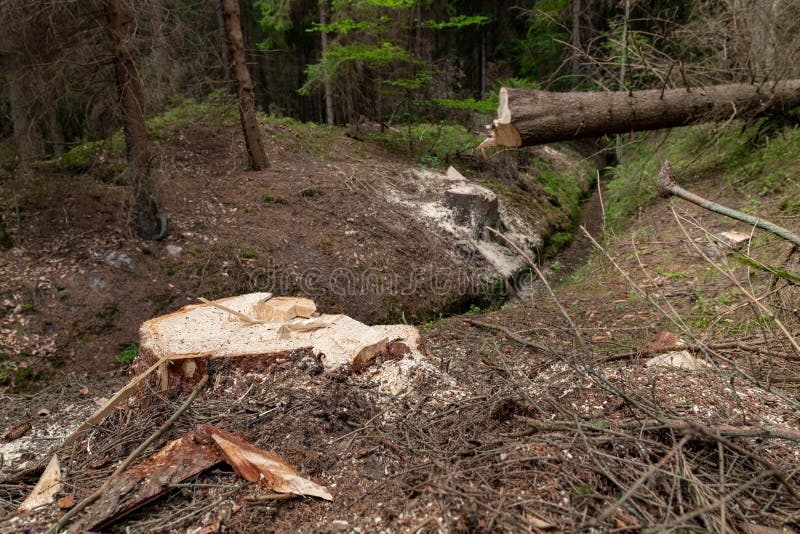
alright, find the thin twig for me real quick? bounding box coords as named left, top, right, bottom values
left=590, top=435, right=690, bottom=527
left=487, top=227, right=587, bottom=350
left=465, top=318, right=552, bottom=354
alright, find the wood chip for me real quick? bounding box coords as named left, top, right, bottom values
left=202, top=424, right=333, bottom=501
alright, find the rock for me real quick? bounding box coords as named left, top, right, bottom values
left=444, top=181, right=500, bottom=237
left=165, top=245, right=183, bottom=257
left=717, top=231, right=750, bottom=249
left=105, top=251, right=134, bottom=270
left=89, top=277, right=107, bottom=292
left=646, top=351, right=710, bottom=370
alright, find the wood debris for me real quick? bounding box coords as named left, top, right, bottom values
left=71, top=430, right=222, bottom=531
left=203, top=424, right=333, bottom=501
left=17, top=454, right=61, bottom=513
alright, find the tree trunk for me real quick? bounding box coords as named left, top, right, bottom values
left=484, top=80, right=800, bottom=149
left=8, top=70, right=44, bottom=165
left=215, top=0, right=232, bottom=84
left=319, top=0, right=335, bottom=125
left=570, top=0, right=582, bottom=79
left=0, top=214, right=12, bottom=249
left=104, top=0, right=167, bottom=240
left=221, top=0, right=269, bottom=170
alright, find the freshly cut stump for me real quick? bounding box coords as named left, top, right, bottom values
left=444, top=181, right=500, bottom=237
left=134, top=293, right=422, bottom=393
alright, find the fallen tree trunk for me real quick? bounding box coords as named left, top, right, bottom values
left=483, top=80, right=800, bottom=150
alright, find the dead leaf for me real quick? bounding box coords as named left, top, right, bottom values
left=36, top=407, right=50, bottom=417
left=201, top=424, right=333, bottom=500
left=57, top=493, right=75, bottom=509
left=18, top=455, right=61, bottom=513
left=643, top=330, right=685, bottom=351
left=525, top=513, right=560, bottom=531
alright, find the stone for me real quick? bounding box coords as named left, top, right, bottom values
left=166, top=245, right=183, bottom=257
left=444, top=181, right=500, bottom=237
left=105, top=251, right=134, bottom=270
left=646, top=351, right=710, bottom=370
left=89, top=277, right=107, bottom=292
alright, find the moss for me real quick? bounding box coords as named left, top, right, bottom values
left=10, top=366, right=42, bottom=394
left=116, top=343, right=139, bottom=366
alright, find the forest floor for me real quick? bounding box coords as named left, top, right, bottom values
left=2, top=116, right=800, bottom=531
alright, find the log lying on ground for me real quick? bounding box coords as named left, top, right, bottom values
left=482, top=80, right=800, bottom=150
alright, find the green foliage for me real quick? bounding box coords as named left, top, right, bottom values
left=116, top=343, right=139, bottom=366
left=422, top=15, right=489, bottom=30
left=534, top=158, right=583, bottom=221
left=508, top=0, right=570, bottom=85
left=368, top=122, right=481, bottom=163
left=60, top=132, right=124, bottom=174
left=432, top=98, right=496, bottom=114
left=605, top=124, right=745, bottom=231
left=59, top=94, right=237, bottom=175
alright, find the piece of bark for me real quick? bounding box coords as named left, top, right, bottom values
left=202, top=424, right=332, bottom=500
left=483, top=80, right=800, bottom=149
left=71, top=431, right=221, bottom=531
left=18, top=454, right=61, bottom=513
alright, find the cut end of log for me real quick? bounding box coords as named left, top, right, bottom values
left=478, top=87, right=522, bottom=155
left=498, top=87, right=511, bottom=124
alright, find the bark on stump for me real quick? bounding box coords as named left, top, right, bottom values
left=444, top=182, right=500, bottom=238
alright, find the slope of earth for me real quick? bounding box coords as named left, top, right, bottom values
left=0, top=95, right=596, bottom=385
left=3, top=123, right=799, bottom=532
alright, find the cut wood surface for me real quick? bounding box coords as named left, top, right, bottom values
left=137, top=293, right=419, bottom=391
left=483, top=80, right=800, bottom=149
left=17, top=455, right=61, bottom=513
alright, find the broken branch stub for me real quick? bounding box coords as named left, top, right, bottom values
left=657, top=160, right=800, bottom=248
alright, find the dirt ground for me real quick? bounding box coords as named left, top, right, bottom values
left=3, top=144, right=800, bottom=531
left=0, top=150, right=800, bottom=532
left=0, top=115, right=594, bottom=387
